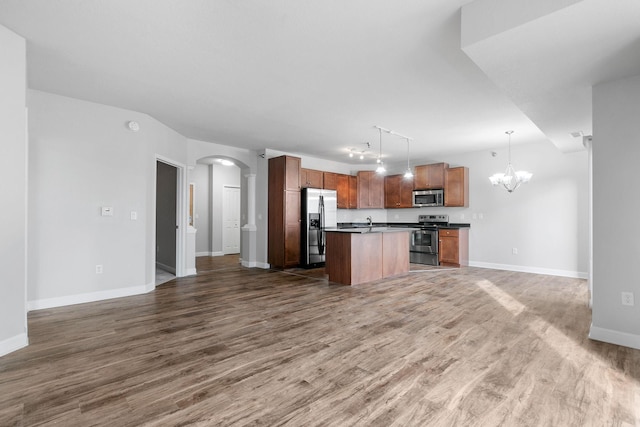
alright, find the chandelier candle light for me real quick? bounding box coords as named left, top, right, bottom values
left=489, top=130, right=532, bottom=192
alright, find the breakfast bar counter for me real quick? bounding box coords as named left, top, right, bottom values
left=325, top=228, right=411, bottom=285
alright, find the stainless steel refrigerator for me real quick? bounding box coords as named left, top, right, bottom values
left=301, top=188, right=338, bottom=268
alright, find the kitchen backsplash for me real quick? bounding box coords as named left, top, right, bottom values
left=337, top=207, right=470, bottom=224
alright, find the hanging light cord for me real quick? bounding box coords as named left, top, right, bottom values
left=506, top=130, right=513, bottom=165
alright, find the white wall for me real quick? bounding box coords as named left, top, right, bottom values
left=0, top=25, right=28, bottom=356
left=27, top=90, right=188, bottom=309
left=590, top=73, right=640, bottom=349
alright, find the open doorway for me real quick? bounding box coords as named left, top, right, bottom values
left=156, top=160, right=177, bottom=284
left=192, top=158, right=242, bottom=258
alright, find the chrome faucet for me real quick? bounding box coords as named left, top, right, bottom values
left=366, top=216, right=373, bottom=226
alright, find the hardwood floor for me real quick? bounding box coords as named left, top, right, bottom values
left=2, top=257, right=639, bottom=426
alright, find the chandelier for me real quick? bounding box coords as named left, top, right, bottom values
left=489, top=130, right=532, bottom=192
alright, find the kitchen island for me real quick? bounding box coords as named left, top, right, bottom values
left=325, top=228, right=411, bottom=285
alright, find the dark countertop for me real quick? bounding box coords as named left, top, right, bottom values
left=327, top=227, right=414, bottom=234
left=338, top=222, right=470, bottom=229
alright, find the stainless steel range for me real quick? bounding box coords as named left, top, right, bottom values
left=409, top=214, right=449, bottom=266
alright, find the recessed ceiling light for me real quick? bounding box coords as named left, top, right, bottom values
left=216, top=159, right=234, bottom=166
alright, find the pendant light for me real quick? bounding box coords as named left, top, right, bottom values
left=403, top=137, right=413, bottom=179
left=489, top=130, right=533, bottom=192
left=375, top=128, right=386, bottom=174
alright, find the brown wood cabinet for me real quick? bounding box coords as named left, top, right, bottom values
left=325, top=230, right=410, bottom=285
left=414, top=162, right=449, bottom=190
left=268, top=155, right=301, bottom=268
left=337, top=174, right=350, bottom=209
left=323, top=172, right=337, bottom=190
left=357, top=171, right=384, bottom=209
left=348, top=175, right=358, bottom=209
left=438, top=228, right=469, bottom=268
left=301, top=168, right=323, bottom=188
left=327, top=173, right=350, bottom=209
left=444, top=166, right=469, bottom=207
left=384, top=174, right=414, bottom=208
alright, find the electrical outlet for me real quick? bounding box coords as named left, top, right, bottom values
left=621, top=292, right=634, bottom=306
left=512, top=248, right=518, bottom=255
left=95, top=265, right=103, bottom=274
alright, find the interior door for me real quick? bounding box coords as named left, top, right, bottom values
left=222, top=186, right=241, bottom=254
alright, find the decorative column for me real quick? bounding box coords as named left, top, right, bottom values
left=241, top=173, right=257, bottom=267
left=245, top=173, right=256, bottom=229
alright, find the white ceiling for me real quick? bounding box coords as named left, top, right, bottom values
left=1, top=0, right=639, bottom=166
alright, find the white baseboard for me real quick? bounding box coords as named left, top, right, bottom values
left=195, top=251, right=224, bottom=257
left=186, top=268, right=197, bottom=276
left=28, top=284, right=154, bottom=311
left=589, top=324, right=640, bottom=350
left=468, top=261, right=587, bottom=279
left=156, top=262, right=176, bottom=274
left=0, top=333, right=28, bottom=357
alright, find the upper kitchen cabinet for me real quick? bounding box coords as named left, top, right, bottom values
left=414, top=162, right=449, bottom=190
left=268, top=155, right=301, bottom=268
left=324, top=172, right=350, bottom=209
left=270, top=155, right=301, bottom=191
left=323, top=172, right=337, bottom=190
left=384, top=174, right=414, bottom=208
left=348, top=175, right=358, bottom=209
left=444, top=166, right=469, bottom=207
left=301, top=168, right=323, bottom=188
left=357, top=171, right=384, bottom=209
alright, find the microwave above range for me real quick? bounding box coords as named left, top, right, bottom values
left=412, top=189, right=444, bottom=207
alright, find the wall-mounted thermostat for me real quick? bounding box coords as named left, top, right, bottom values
left=101, top=206, right=114, bottom=216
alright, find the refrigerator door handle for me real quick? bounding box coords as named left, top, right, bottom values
left=318, top=195, right=325, bottom=255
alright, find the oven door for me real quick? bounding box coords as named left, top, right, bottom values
left=410, top=228, right=439, bottom=265
left=410, top=229, right=438, bottom=253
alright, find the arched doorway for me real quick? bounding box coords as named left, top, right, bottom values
left=191, top=156, right=245, bottom=263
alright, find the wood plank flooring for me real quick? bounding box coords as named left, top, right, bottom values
left=1, top=256, right=639, bottom=426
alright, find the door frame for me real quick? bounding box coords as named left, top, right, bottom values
left=154, top=154, right=187, bottom=281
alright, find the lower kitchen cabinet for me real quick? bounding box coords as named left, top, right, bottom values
left=438, top=228, right=469, bottom=268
